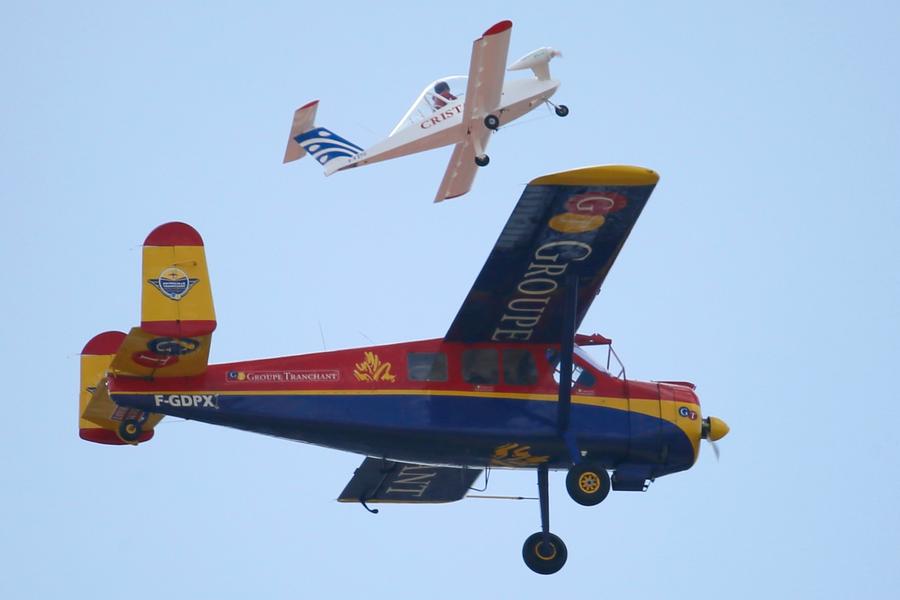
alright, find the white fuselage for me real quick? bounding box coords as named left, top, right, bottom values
left=326, top=78, right=559, bottom=175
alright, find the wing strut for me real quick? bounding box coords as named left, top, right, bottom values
left=557, top=275, right=581, bottom=464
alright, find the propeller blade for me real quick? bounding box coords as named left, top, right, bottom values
left=706, top=439, right=720, bottom=461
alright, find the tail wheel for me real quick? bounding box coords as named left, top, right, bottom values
left=522, top=532, right=567, bottom=575
left=555, top=104, right=569, bottom=117
left=118, top=418, right=143, bottom=443
left=565, top=463, right=610, bottom=506
left=474, top=155, right=490, bottom=167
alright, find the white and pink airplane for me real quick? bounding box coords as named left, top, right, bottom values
left=283, top=20, right=567, bottom=201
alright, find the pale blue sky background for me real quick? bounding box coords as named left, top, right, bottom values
left=2, top=1, right=898, bottom=597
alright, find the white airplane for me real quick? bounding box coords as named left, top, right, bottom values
left=283, top=20, right=567, bottom=202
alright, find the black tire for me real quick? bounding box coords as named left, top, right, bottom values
left=555, top=104, right=569, bottom=117
left=118, top=418, right=142, bottom=443
left=475, top=155, right=490, bottom=167
left=484, top=114, right=500, bottom=130
left=522, top=532, right=567, bottom=575
left=565, top=463, right=610, bottom=506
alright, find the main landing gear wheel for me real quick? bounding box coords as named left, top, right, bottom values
left=522, top=463, right=568, bottom=574
left=484, top=114, right=500, bottom=130
left=474, top=155, right=490, bottom=167
left=118, top=418, right=143, bottom=443
left=565, top=463, right=610, bottom=506
left=555, top=104, right=569, bottom=117
left=522, top=532, right=567, bottom=575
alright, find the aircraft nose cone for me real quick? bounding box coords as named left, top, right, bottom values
left=706, top=416, right=730, bottom=441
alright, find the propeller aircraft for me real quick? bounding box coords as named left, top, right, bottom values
left=79, top=165, right=729, bottom=574
left=282, top=20, right=568, bottom=202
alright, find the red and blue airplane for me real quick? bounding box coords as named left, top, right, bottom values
left=78, top=165, right=729, bottom=574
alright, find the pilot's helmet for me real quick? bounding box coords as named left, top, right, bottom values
left=434, top=81, right=450, bottom=94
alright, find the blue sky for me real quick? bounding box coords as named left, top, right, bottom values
left=2, top=1, right=898, bottom=597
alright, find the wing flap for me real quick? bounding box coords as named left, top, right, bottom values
left=445, top=165, right=660, bottom=343
left=338, top=457, right=481, bottom=504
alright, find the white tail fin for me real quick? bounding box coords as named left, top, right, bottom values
left=283, top=100, right=321, bottom=163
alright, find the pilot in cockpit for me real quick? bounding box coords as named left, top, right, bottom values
left=432, top=81, right=457, bottom=110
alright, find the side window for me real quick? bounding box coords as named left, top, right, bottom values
left=462, top=349, right=498, bottom=385
left=545, top=349, right=596, bottom=388
left=503, top=349, right=538, bottom=386
left=407, top=352, right=448, bottom=382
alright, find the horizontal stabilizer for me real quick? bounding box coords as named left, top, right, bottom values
left=79, top=331, right=162, bottom=445
left=338, top=457, right=482, bottom=504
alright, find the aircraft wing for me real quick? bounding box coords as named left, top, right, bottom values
left=445, top=165, right=660, bottom=343
left=433, top=21, right=510, bottom=202
left=462, top=21, right=512, bottom=125
left=434, top=128, right=492, bottom=201
left=338, top=457, right=481, bottom=504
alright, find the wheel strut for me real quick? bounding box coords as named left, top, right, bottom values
left=522, top=463, right=567, bottom=574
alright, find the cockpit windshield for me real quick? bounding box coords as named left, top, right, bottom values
left=390, top=76, right=468, bottom=136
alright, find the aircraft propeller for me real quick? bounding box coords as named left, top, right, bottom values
left=701, top=416, right=729, bottom=461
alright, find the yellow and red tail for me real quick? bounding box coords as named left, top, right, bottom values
left=79, top=222, right=216, bottom=444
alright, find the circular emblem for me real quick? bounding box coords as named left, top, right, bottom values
left=548, top=213, right=605, bottom=233
left=564, top=192, right=627, bottom=216
left=147, top=337, right=201, bottom=356
left=678, top=406, right=697, bottom=420
left=148, top=267, right=199, bottom=301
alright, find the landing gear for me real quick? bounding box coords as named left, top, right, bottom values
left=565, top=463, right=610, bottom=506
left=474, top=155, right=490, bottom=167
left=545, top=99, right=570, bottom=117
left=483, top=114, right=500, bottom=130
left=522, top=531, right=567, bottom=575
left=118, top=418, right=143, bottom=443
left=522, top=464, right=567, bottom=574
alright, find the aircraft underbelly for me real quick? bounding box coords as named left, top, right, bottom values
left=111, top=390, right=693, bottom=471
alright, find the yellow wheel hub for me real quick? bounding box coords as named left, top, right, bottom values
left=535, top=542, right=557, bottom=561
left=578, top=472, right=601, bottom=494
left=124, top=424, right=137, bottom=435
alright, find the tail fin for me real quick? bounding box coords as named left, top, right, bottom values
left=283, top=100, right=320, bottom=163
left=283, top=100, right=363, bottom=175
left=109, top=222, right=216, bottom=378
left=79, top=331, right=159, bottom=445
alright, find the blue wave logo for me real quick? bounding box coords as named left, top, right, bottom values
left=296, top=127, right=363, bottom=166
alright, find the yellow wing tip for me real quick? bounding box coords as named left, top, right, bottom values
left=530, top=165, right=660, bottom=187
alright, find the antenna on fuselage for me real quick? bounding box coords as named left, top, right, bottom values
left=318, top=321, right=327, bottom=350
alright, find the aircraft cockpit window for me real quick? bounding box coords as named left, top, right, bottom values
left=430, top=80, right=458, bottom=110
left=407, top=352, right=449, bottom=382
left=462, top=349, right=498, bottom=385
left=390, top=76, right=468, bottom=136
left=503, top=349, right=538, bottom=386
left=545, top=349, right=596, bottom=388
